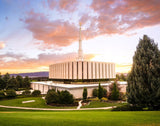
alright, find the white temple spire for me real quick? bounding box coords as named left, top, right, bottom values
left=78, top=22, right=83, bottom=61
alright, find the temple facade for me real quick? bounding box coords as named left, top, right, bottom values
left=49, top=61, right=115, bottom=80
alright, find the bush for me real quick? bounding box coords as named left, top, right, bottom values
left=6, top=89, right=16, bottom=98
left=112, top=104, right=143, bottom=111
left=59, top=90, right=74, bottom=104
left=0, top=91, right=5, bottom=99
left=45, top=90, right=74, bottom=105
left=101, top=97, right=108, bottom=102
left=119, top=92, right=126, bottom=100
left=109, top=82, right=120, bottom=100
left=103, top=88, right=107, bottom=97
left=45, top=89, right=59, bottom=104
left=22, top=90, right=31, bottom=96
left=92, top=89, right=98, bottom=97
left=32, top=90, right=41, bottom=97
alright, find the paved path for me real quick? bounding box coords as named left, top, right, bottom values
left=77, top=100, right=82, bottom=110
left=0, top=105, right=116, bottom=111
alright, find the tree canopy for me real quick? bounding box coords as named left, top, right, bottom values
left=127, top=35, right=160, bottom=109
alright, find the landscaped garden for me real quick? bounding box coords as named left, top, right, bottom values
left=0, top=97, right=76, bottom=109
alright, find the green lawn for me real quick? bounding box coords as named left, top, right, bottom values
left=0, top=97, right=76, bottom=109
left=0, top=111, right=159, bottom=126
left=81, top=101, right=126, bottom=108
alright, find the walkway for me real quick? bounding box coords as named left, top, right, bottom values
left=0, top=105, right=116, bottom=111
left=77, top=100, right=82, bottom=110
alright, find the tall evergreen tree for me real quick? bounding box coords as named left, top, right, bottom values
left=16, top=75, right=23, bottom=88
left=83, top=88, right=87, bottom=101
left=0, top=74, right=5, bottom=90
left=7, top=76, right=18, bottom=90
left=3, top=73, right=10, bottom=89
left=127, top=35, right=160, bottom=109
left=23, top=76, right=30, bottom=89
left=98, top=83, right=103, bottom=100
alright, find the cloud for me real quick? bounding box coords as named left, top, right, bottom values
left=90, top=0, right=160, bottom=35
left=0, top=52, right=95, bottom=72
left=0, top=42, right=5, bottom=49
left=47, top=0, right=78, bottom=11
left=24, top=0, right=160, bottom=49
left=24, top=11, right=78, bottom=48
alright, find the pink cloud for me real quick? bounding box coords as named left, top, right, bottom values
left=90, top=0, right=160, bottom=35
left=25, top=11, right=78, bottom=48
left=47, top=0, right=78, bottom=11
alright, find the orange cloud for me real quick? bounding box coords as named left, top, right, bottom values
left=25, top=11, right=78, bottom=48
left=0, top=52, right=95, bottom=74
left=0, top=42, right=5, bottom=49
left=91, top=0, right=160, bottom=34
left=24, top=0, right=160, bottom=49
left=47, top=0, right=78, bottom=11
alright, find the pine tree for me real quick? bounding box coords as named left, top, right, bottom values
left=7, top=76, right=18, bottom=90
left=127, top=35, right=160, bottom=109
left=3, top=73, right=10, bottom=89
left=16, top=75, right=23, bottom=88
left=0, top=74, right=5, bottom=90
left=98, top=83, right=103, bottom=100
left=109, top=82, right=120, bottom=100
left=23, top=76, right=30, bottom=89
left=83, top=88, right=87, bottom=101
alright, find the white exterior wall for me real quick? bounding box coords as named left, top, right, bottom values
left=113, top=63, right=116, bottom=78
left=92, top=62, right=95, bottom=79
left=109, top=63, right=112, bottom=78
left=83, top=61, right=87, bottom=79
left=49, top=61, right=116, bottom=79
left=103, top=63, right=106, bottom=78
left=88, top=62, right=92, bottom=79
left=78, top=61, right=82, bottom=79
left=68, top=62, right=72, bottom=79
left=65, top=62, right=68, bottom=79
left=99, top=63, right=103, bottom=79
left=73, top=61, right=77, bottom=79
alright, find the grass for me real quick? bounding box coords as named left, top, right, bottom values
left=81, top=100, right=126, bottom=108
left=0, top=97, right=76, bottom=109
left=0, top=110, right=159, bottom=126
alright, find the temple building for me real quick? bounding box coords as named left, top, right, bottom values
left=49, top=23, right=115, bottom=81
left=30, top=24, right=126, bottom=98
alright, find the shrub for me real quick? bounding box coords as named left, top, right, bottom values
left=112, top=104, right=143, bottom=111
left=45, top=89, right=59, bottom=104
left=45, top=90, right=74, bottom=105
left=0, top=91, right=5, bottom=99
left=6, top=89, right=16, bottom=98
left=103, top=88, right=107, bottom=97
left=119, top=92, right=126, bottom=100
left=83, top=88, right=87, bottom=101
left=22, top=90, right=31, bottom=96
left=59, top=90, right=74, bottom=104
left=32, top=90, right=41, bottom=97
left=101, top=97, right=108, bottom=102
left=92, top=89, right=98, bottom=97
left=109, top=82, right=120, bottom=100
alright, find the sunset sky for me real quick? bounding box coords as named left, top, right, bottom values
left=0, top=0, right=160, bottom=74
